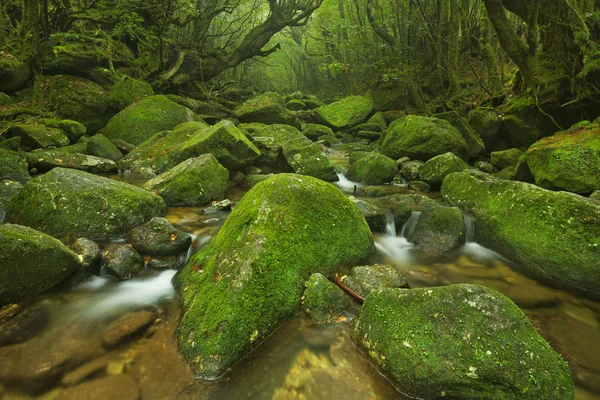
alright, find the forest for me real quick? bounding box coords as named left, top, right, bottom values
left=1, top=0, right=600, bottom=399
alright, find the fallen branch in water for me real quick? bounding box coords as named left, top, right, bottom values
left=333, top=273, right=364, bottom=304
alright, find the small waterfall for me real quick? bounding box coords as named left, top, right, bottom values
left=464, top=214, right=475, bottom=243
left=384, top=212, right=396, bottom=236
left=334, top=172, right=363, bottom=192
left=400, top=211, right=422, bottom=238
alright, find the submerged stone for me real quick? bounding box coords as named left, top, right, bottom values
left=174, top=174, right=374, bottom=378
left=355, top=285, right=574, bottom=399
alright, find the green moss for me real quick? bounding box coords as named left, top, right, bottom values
left=248, top=124, right=302, bottom=172
left=0, top=149, right=30, bottom=183
left=441, top=170, right=600, bottom=294
left=348, top=151, right=373, bottom=165
left=303, top=273, right=346, bottom=324
left=108, top=78, right=154, bottom=110
left=315, top=96, right=373, bottom=129
left=235, top=92, right=300, bottom=128
left=347, top=153, right=397, bottom=185
left=0, top=224, right=81, bottom=305
left=491, top=148, right=524, bottom=169
left=40, top=118, right=87, bottom=142
left=174, top=173, right=374, bottom=378
left=101, top=95, right=199, bottom=145
left=282, top=137, right=337, bottom=182
left=434, top=110, right=485, bottom=158
left=408, top=206, right=465, bottom=253
left=25, top=150, right=118, bottom=174
left=419, top=152, right=469, bottom=188
left=356, top=285, right=574, bottom=399
left=286, top=99, right=306, bottom=111
left=7, top=124, right=70, bottom=150
left=86, top=133, right=123, bottom=161
left=6, top=168, right=165, bottom=243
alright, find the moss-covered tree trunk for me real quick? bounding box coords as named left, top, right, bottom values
left=479, top=3, right=504, bottom=95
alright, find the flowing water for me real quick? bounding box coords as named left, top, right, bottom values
left=1, top=167, right=599, bottom=399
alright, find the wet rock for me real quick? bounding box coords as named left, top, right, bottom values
left=0, top=304, right=50, bottom=346
left=25, top=150, right=118, bottom=174
left=389, top=193, right=439, bottom=227
left=61, top=355, right=112, bottom=386
left=408, top=206, right=465, bottom=254
left=103, top=245, right=144, bottom=281
left=347, top=154, right=397, bottom=185
left=102, top=310, right=157, bottom=347
left=344, top=264, right=408, bottom=298
left=315, top=96, right=373, bottom=129
left=0, top=224, right=81, bottom=305
left=282, top=137, right=338, bottom=182
left=0, top=180, right=22, bottom=222
left=399, top=160, right=423, bottom=182
left=475, top=161, right=495, bottom=173
left=303, top=273, right=346, bottom=324
left=419, top=152, right=469, bottom=189
left=175, top=174, right=374, bottom=378
left=68, top=238, right=102, bottom=285
left=145, top=255, right=186, bottom=270
left=490, top=148, right=523, bottom=170
left=86, top=134, right=123, bottom=161
left=101, top=95, right=199, bottom=145
left=60, top=374, right=140, bottom=400
left=382, top=115, right=469, bottom=161
left=127, top=217, right=191, bottom=256
left=360, top=186, right=386, bottom=197
left=356, top=285, right=574, bottom=400
left=348, top=196, right=385, bottom=231
left=234, top=92, right=301, bottom=128
left=6, top=168, right=165, bottom=243
left=144, top=154, right=229, bottom=206
left=442, top=169, right=600, bottom=294
left=408, top=180, right=430, bottom=193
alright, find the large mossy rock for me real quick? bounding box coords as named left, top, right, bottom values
left=346, top=153, right=397, bottom=185
left=108, top=78, right=154, bottom=110
left=6, top=124, right=70, bottom=150
left=526, top=125, right=600, bottom=193
left=143, top=154, right=229, bottom=205
left=314, top=96, right=373, bottom=130
left=25, top=150, right=118, bottom=174
left=408, top=206, right=465, bottom=253
left=0, top=224, right=81, bottom=305
left=382, top=115, right=469, bottom=161
left=303, top=273, right=346, bottom=324
left=38, top=75, right=113, bottom=133
left=174, top=174, right=374, bottom=378
left=282, top=137, right=337, bottom=182
left=356, top=285, right=574, bottom=399
left=164, top=120, right=261, bottom=173
left=234, top=92, right=300, bottom=129
left=6, top=168, right=165, bottom=243
left=434, top=111, right=485, bottom=158
left=0, top=149, right=30, bottom=183
left=101, top=95, right=198, bottom=145
left=442, top=170, right=600, bottom=294
left=86, top=134, right=123, bottom=161
left=419, top=152, right=469, bottom=188
left=0, top=180, right=22, bottom=222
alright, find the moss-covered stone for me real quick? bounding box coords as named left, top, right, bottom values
left=356, top=285, right=574, bottom=400
left=491, top=148, right=523, bottom=170
left=6, top=168, right=165, bottom=243
left=347, top=153, right=397, bottom=185
left=174, top=174, right=374, bottom=378
left=103, top=244, right=144, bottom=281
left=498, top=114, right=540, bottom=149
left=420, top=152, right=469, bottom=188
left=39, top=119, right=87, bottom=142
left=282, top=137, right=338, bottom=182
left=526, top=125, right=600, bottom=193
left=354, top=130, right=381, bottom=141
left=344, top=264, right=408, bottom=298
left=435, top=110, right=485, bottom=158
left=408, top=206, right=465, bottom=253
left=348, top=151, right=374, bottom=165
left=367, top=111, right=387, bottom=130
left=0, top=137, right=21, bottom=151
left=389, top=193, right=439, bottom=227
left=303, top=273, right=346, bottom=324
left=305, top=123, right=334, bottom=138
left=25, top=150, right=118, bottom=174
left=467, top=107, right=501, bottom=151
left=348, top=196, right=386, bottom=231
left=86, top=134, right=123, bottom=161
left=118, top=121, right=208, bottom=175
left=6, top=124, right=70, bottom=150
left=143, top=154, right=228, bottom=206
left=352, top=122, right=383, bottom=133
left=286, top=99, right=306, bottom=111
left=68, top=238, right=101, bottom=286
left=0, top=180, right=22, bottom=222
left=0, top=54, right=30, bottom=92
left=127, top=217, right=191, bottom=257
left=399, top=160, right=423, bottom=182
left=315, top=96, right=373, bottom=130
left=0, top=224, right=81, bottom=305
left=441, top=170, right=600, bottom=294
left=383, top=115, right=469, bottom=161
left=0, top=92, right=10, bottom=105
left=101, top=95, right=199, bottom=145
left=0, top=149, right=30, bottom=183
left=249, top=124, right=302, bottom=172
left=164, top=120, right=261, bottom=173
left=234, top=92, right=300, bottom=128
left=38, top=75, right=113, bottom=133
left=108, top=78, right=154, bottom=110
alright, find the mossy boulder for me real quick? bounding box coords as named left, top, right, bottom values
left=40, top=119, right=87, bottom=142
left=356, top=285, right=574, bottom=400
left=101, top=95, right=198, bottom=145
left=408, top=206, right=465, bottom=253
left=399, top=161, right=423, bottom=182
left=305, top=123, right=334, bottom=138
left=174, top=174, right=374, bottom=378
left=127, top=217, right=191, bottom=257
left=315, top=96, right=373, bottom=130
left=490, top=148, right=523, bottom=170
left=25, top=150, right=118, bottom=174
left=0, top=137, right=21, bottom=151
left=234, top=92, right=300, bottom=129
left=164, top=120, right=261, bottom=173
left=38, top=75, right=113, bottom=133
left=282, top=137, right=338, bottom=182
left=346, top=154, right=397, bottom=185
left=249, top=124, right=302, bottom=172
left=303, top=273, right=346, bottom=324
left=86, top=134, right=123, bottom=161
left=419, top=152, right=469, bottom=188
left=118, top=121, right=208, bottom=176
left=0, top=180, right=22, bottom=222
left=143, top=154, right=229, bottom=206
left=6, top=168, right=166, bottom=243
left=0, top=149, right=30, bottom=183
left=348, top=196, right=386, bottom=231
left=6, top=124, right=70, bottom=150
left=348, top=151, right=374, bottom=165
left=0, top=224, right=81, bottom=305
left=467, top=107, right=501, bottom=151
left=108, top=78, right=154, bottom=110
left=0, top=54, right=30, bottom=92
left=441, top=170, right=600, bottom=294
left=382, top=115, right=469, bottom=161
left=526, top=125, right=600, bottom=193
left=286, top=99, right=306, bottom=111
left=389, top=193, right=439, bottom=227
left=343, top=264, right=408, bottom=298
left=434, top=110, right=485, bottom=158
